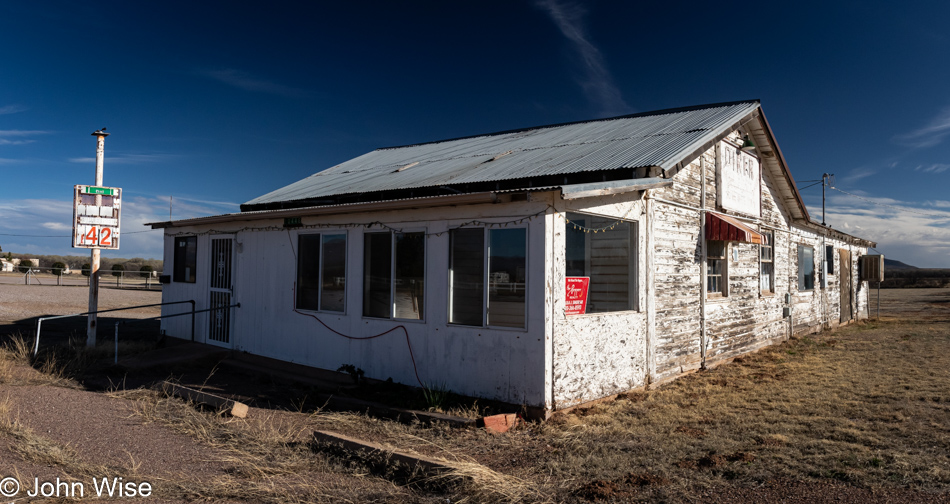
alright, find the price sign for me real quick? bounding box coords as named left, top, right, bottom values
left=72, top=185, right=121, bottom=250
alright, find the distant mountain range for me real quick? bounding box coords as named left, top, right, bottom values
left=883, top=258, right=918, bottom=271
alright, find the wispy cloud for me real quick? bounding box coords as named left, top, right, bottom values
left=839, top=167, right=877, bottom=184
left=535, top=0, right=632, bottom=117
left=68, top=153, right=178, bottom=165
left=802, top=190, right=950, bottom=267
left=915, top=163, right=950, bottom=174
left=0, top=105, right=27, bottom=115
left=41, top=222, right=70, bottom=231
left=156, top=195, right=241, bottom=209
left=0, top=129, right=51, bottom=146
left=894, top=107, right=950, bottom=148
left=195, top=68, right=307, bottom=98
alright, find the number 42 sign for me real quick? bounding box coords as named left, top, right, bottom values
left=72, top=185, right=122, bottom=250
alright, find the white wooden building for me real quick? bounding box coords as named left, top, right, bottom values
left=150, top=101, right=874, bottom=417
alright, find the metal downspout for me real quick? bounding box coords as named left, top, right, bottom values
left=700, top=151, right=708, bottom=369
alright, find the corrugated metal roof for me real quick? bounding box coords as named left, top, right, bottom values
left=246, top=100, right=760, bottom=206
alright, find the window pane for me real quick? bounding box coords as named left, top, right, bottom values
left=565, top=213, right=637, bottom=313
left=803, top=246, right=815, bottom=290
left=173, top=236, right=197, bottom=283
left=488, top=229, right=526, bottom=328
left=449, top=228, right=484, bottom=325
left=296, top=234, right=320, bottom=310
left=761, top=262, right=774, bottom=292
left=394, top=232, right=425, bottom=320
left=363, top=233, right=392, bottom=318
left=321, top=234, right=346, bottom=312
left=566, top=215, right=587, bottom=276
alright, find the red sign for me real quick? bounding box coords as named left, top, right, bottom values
left=565, top=277, right=590, bottom=315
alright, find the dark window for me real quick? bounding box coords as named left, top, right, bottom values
left=363, top=233, right=392, bottom=318
left=321, top=234, right=347, bottom=312
left=798, top=245, right=815, bottom=291
left=297, top=235, right=322, bottom=310
left=565, top=213, right=638, bottom=312
left=363, top=232, right=426, bottom=319
left=449, top=227, right=527, bottom=327
left=297, top=233, right=346, bottom=312
left=760, top=231, right=774, bottom=294
left=449, top=228, right=485, bottom=326
left=394, top=232, right=425, bottom=320
left=488, top=229, right=526, bottom=328
left=707, top=240, right=726, bottom=297
left=825, top=245, right=835, bottom=275
left=173, top=236, right=197, bottom=283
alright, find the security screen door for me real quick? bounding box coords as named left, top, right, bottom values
left=209, top=236, right=234, bottom=346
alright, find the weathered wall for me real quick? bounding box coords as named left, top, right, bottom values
left=161, top=197, right=550, bottom=407
left=547, top=192, right=649, bottom=409
left=648, top=133, right=870, bottom=384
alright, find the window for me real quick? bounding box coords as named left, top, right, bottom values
left=449, top=227, right=527, bottom=328
left=297, top=233, right=347, bottom=312
left=706, top=240, right=727, bottom=297
left=173, top=236, right=197, bottom=283
left=798, top=244, right=815, bottom=291
left=825, top=245, right=835, bottom=275
left=760, top=231, right=774, bottom=294
left=363, top=232, right=425, bottom=320
left=565, top=213, right=638, bottom=312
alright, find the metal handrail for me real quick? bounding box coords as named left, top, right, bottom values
left=113, top=303, right=241, bottom=364
left=32, top=300, right=195, bottom=356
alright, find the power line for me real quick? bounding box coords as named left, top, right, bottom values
left=829, top=186, right=950, bottom=219
left=0, top=229, right=159, bottom=238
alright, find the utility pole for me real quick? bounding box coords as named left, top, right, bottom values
left=821, top=173, right=834, bottom=226
left=87, top=128, right=109, bottom=348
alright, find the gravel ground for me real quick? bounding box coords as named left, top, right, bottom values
left=0, top=283, right=161, bottom=323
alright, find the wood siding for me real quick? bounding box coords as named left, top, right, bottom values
left=649, top=136, right=869, bottom=385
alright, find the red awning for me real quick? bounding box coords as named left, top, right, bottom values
left=705, top=212, right=763, bottom=244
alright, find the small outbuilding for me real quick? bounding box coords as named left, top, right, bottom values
left=150, top=100, right=874, bottom=417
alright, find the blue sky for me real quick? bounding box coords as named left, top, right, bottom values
left=1, top=1, right=949, bottom=266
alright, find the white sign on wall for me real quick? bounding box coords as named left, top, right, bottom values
left=718, top=141, right=761, bottom=217
left=72, top=185, right=122, bottom=249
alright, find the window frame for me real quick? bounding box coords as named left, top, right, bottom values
left=759, top=230, right=775, bottom=295
left=706, top=240, right=728, bottom=298
left=798, top=244, right=815, bottom=291
left=173, top=236, right=197, bottom=283
left=362, top=229, right=427, bottom=322
left=564, top=212, right=640, bottom=314
left=448, top=226, right=528, bottom=330
left=295, top=231, right=348, bottom=314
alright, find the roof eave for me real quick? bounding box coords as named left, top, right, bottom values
left=148, top=192, right=501, bottom=229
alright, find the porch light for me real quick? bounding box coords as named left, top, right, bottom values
left=740, top=134, right=756, bottom=152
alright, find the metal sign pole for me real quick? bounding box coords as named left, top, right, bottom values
left=87, top=129, right=109, bottom=348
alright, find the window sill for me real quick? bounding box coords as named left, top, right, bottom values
left=363, top=316, right=426, bottom=324
left=447, top=322, right=529, bottom=332
left=296, top=308, right=347, bottom=316
left=564, top=309, right=642, bottom=317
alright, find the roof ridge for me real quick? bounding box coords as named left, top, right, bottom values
left=375, top=99, right=760, bottom=151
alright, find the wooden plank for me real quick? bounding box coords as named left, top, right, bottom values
left=313, top=430, right=455, bottom=475
left=163, top=381, right=249, bottom=418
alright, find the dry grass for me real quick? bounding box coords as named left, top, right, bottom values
left=4, top=290, right=949, bottom=502
left=518, top=318, right=950, bottom=500
left=121, top=387, right=433, bottom=503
